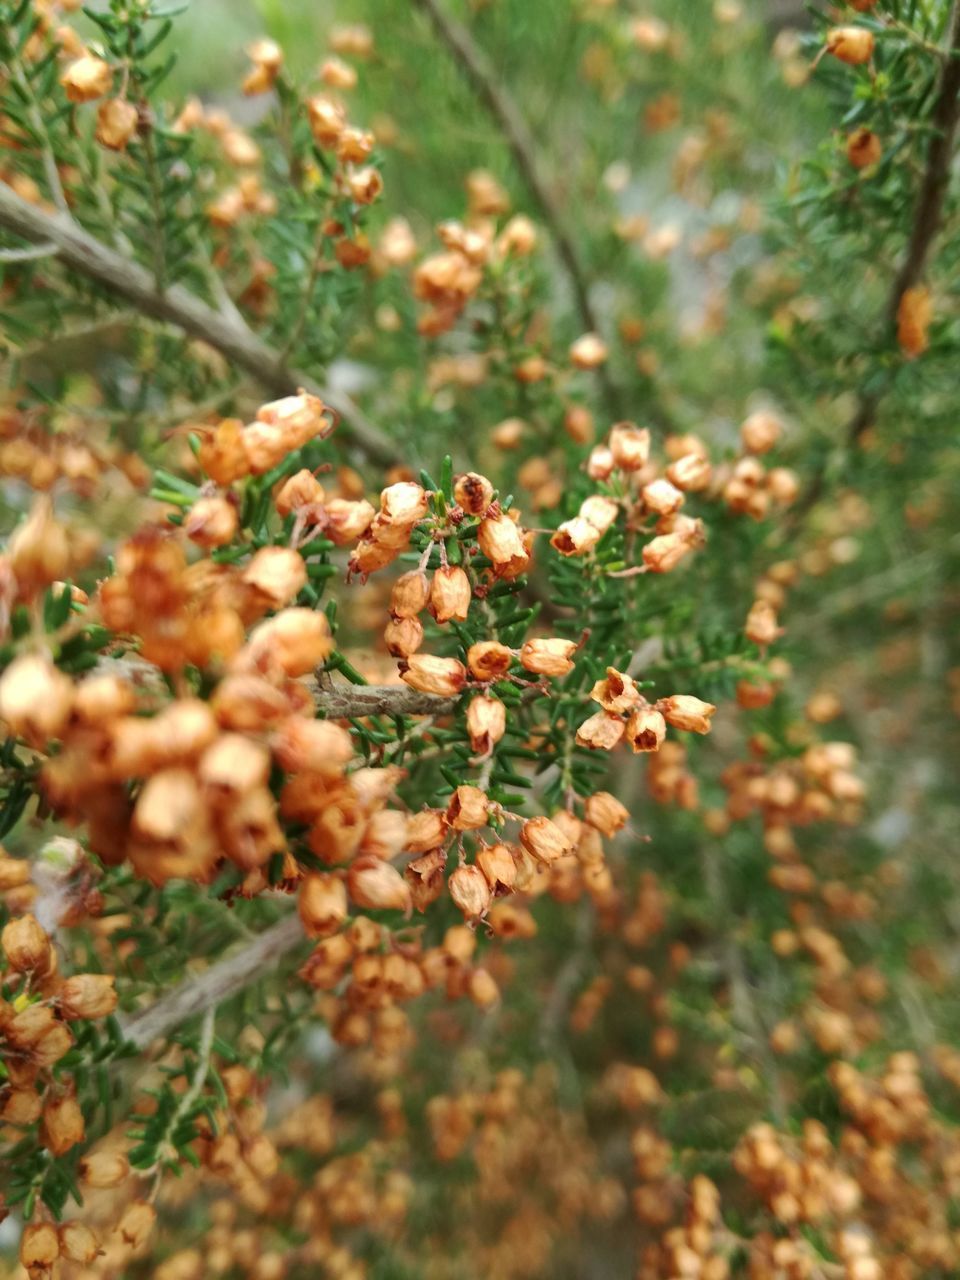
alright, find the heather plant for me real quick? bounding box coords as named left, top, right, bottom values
left=0, top=1, right=958, bottom=1278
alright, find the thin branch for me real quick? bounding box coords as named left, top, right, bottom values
left=412, top=0, right=623, bottom=419
left=0, top=182, right=401, bottom=468
left=0, top=241, right=57, bottom=264
left=120, top=913, right=304, bottom=1051
left=314, top=681, right=458, bottom=719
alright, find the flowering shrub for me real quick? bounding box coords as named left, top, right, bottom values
left=0, top=1, right=959, bottom=1277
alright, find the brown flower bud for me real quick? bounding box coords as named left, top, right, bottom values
left=584, top=791, right=629, bottom=837
left=242, top=546, right=307, bottom=610
left=642, top=531, right=695, bottom=573
left=466, top=641, right=513, bottom=682
left=569, top=332, right=608, bottom=369
left=578, top=495, right=619, bottom=535
left=0, top=849, right=30, bottom=891
left=79, top=1149, right=130, bottom=1188
left=58, top=973, right=117, bottom=1020
left=3, top=1088, right=42, bottom=1125
left=307, top=95, right=346, bottom=146
left=448, top=865, right=491, bottom=918
left=391, top=570, right=430, bottom=618
left=897, top=284, right=931, bottom=358
left=454, top=472, right=495, bottom=515
left=96, top=97, right=138, bottom=150
left=406, top=848, right=447, bottom=912
left=20, top=1223, right=59, bottom=1272
left=384, top=614, right=424, bottom=657
left=299, top=873, right=349, bottom=938
left=271, top=717, right=352, bottom=776
left=642, top=478, right=684, bottom=516
left=275, top=469, right=325, bottom=516
left=59, top=1222, right=100, bottom=1265
left=429, top=565, right=472, bottom=623
left=0, top=653, right=74, bottom=746
left=359, top=808, right=408, bottom=860
left=466, top=693, right=506, bottom=754
left=520, top=816, right=574, bottom=864
left=745, top=599, right=781, bottom=647
left=587, top=445, right=615, bottom=480
left=519, top=637, right=577, bottom=677
left=666, top=452, right=711, bottom=491
left=380, top=482, right=428, bottom=526
left=400, top=655, right=467, bottom=697
left=74, top=673, right=136, bottom=724
left=2, top=913, right=51, bottom=973
left=116, top=1200, right=156, bottom=1249
left=323, top=497, right=375, bottom=546
left=477, top=511, right=530, bottom=577
left=625, top=707, right=667, bottom=752
left=826, top=26, right=874, bottom=65
left=42, top=1092, right=85, bottom=1156
left=241, top=608, right=334, bottom=677
left=348, top=857, right=412, bottom=916
left=184, top=496, right=238, bottom=548
left=446, top=785, right=488, bottom=831
left=476, top=843, right=517, bottom=895
left=576, top=711, right=626, bottom=750
left=740, top=411, right=782, bottom=455
left=590, top=667, right=641, bottom=713
left=609, top=422, right=651, bottom=471
left=658, top=694, right=716, bottom=734
left=61, top=54, right=112, bottom=102
left=846, top=126, right=881, bottom=169
left=564, top=404, right=595, bottom=444
left=551, top=517, right=602, bottom=557
left=405, top=808, right=449, bottom=853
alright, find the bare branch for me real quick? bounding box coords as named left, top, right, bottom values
left=119, top=913, right=304, bottom=1051
left=314, top=682, right=458, bottom=719
left=0, top=182, right=400, bottom=468
left=412, top=0, right=624, bottom=419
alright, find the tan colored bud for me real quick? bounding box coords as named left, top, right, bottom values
left=448, top=865, right=491, bottom=918
left=476, top=843, right=517, bottom=894
left=0, top=653, right=74, bottom=746
left=275, top=469, right=325, bottom=517
left=384, top=614, right=424, bottom=657
left=348, top=857, right=412, bottom=915
left=666, top=452, right=711, bottom=491
left=587, top=445, right=615, bottom=480
left=20, top=1223, right=60, bottom=1271
left=497, top=213, right=537, bottom=257
left=584, top=791, right=629, bottom=836
left=846, top=126, right=881, bottom=169
left=243, top=608, right=334, bottom=678
left=132, top=768, right=203, bottom=842
left=609, top=422, right=651, bottom=471
left=184, top=496, right=238, bottom=548
left=0, top=849, right=30, bottom=891
left=826, top=26, right=874, bottom=65
left=198, top=417, right=249, bottom=485
left=642, top=531, right=694, bottom=573
left=551, top=516, right=602, bottom=557
left=3, top=1088, right=42, bottom=1125
left=576, top=711, right=626, bottom=750
left=116, top=1200, right=156, bottom=1249
left=446, top=785, right=488, bottom=831
left=2, top=913, right=51, bottom=973
left=590, top=667, right=641, bottom=714
left=61, top=54, right=112, bottom=102
left=625, top=707, right=667, bottom=752
left=642, top=478, right=684, bottom=516
left=658, top=694, right=716, bottom=734
left=564, top=404, right=595, bottom=444
left=429, top=565, right=472, bottom=623
left=271, top=717, right=352, bottom=775
left=569, top=332, right=608, bottom=369
left=520, top=816, right=574, bottom=864
left=323, top=497, right=375, bottom=546
left=477, top=511, right=530, bottom=577
left=519, top=637, right=577, bottom=677
left=400, top=654, right=467, bottom=697
left=578, top=495, right=619, bottom=535
left=58, top=973, right=117, bottom=1020
left=74, top=673, right=136, bottom=724
left=42, top=1092, right=85, bottom=1156
left=359, top=808, right=408, bottom=860
left=452, top=472, right=494, bottom=515
left=96, top=96, right=138, bottom=149
left=466, top=693, right=506, bottom=754
left=468, top=967, right=500, bottom=1008
left=200, top=733, right=271, bottom=796
left=242, top=546, right=307, bottom=610
left=740, top=410, right=782, bottom=455
left=406, top=847, right=447, bottom=912
left=79, top=1149, right=130, bottom=1188
left=897, top=284, right=931, bottom=359
left=299, top=873, right=348, bottom=938
left=745, top=599, right=780, bottom=647
left=466, top=641, right=513, bottom=682
left=307, top=94, right=346, bottom=146
left=405, top=808, right=449, bottom=853
left=381, top=482, right=428, bottom=525
left=58, top=1221, right=100, bottom=1265
left=390, top=570, right=430, bottom=618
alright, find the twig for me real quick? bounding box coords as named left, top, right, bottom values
left=314, top=681, right=458, bottom=719
left=0, top=241, right=57, bottom=264
left=412, top=0, right=623, bottom=420
left=0, top=182, right=401, bottom=468
left=119, top=913, right=305, bottom=1051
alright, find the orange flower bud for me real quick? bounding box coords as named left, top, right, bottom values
left=584, top=791, right=629, bottom=836
left=348, top=857, right=412, bottom=915
left=429, top=565, right=472, bottom=623
left=576, top=711, right=626, bottom=750
left=405, top=808, right=449, bottom=853
left=642, top=478, right=684, bottom=516
left=846, top=126, right=881, bottom=169
left=271, top=717, right=352, bottom=775
left=391, top=570, right=430, bottom=618
left=449, top=865, right=491, bottom=919
left=0, top=653, right=74, bottom=746
left=299, top=873, right=349, bottom=938
left=551, top=517, right=602, bottom=557
left=590, top=667, right=641, bottom=713
left=96, top=96, right=139, bottom=149
left=520, top=816, right=574, bottom=864
left=184, top=496, right=239, bottom=548
left=565, top=404, right=595, bottom=444
left=519, top=637, right=577, bottom=677
left=384, top=614, right=424, bottom=656
left=897, top=285, right=931, bottom=359
left=666, top=453, right=711, bottom=491
left=0, top=850, right=30, bottom=892
left=307, top=95, right=346, bottom=146
left=275, top=469, right=325, bottom=516
left=658, top=694, right=716, bottom=734
left=477, top=511, right=530, bottom=577
left=2, top=913, right=51, bottom=973
left=400, top=655, right=467, bottom=697
left=116, top=1200, right=157, bottom=1249
left=475, top=843, right=518, bottom=895
left=609, top=422, right=651, bottom=471
left=242, top=546, right=307, bottom=609
left=79, top=1149, right=130, bottom=1188
left=3, top=1088, right=42, bottom=1125
left=587, top=445, right=615, bottom=480
left=466, top=693, right=506, bottom=754
left=42, top=1092, right=85, bottom=1156
left=61, top=54, right=112, bottom=102
left=642, top=532, right=695, bottom=573
left=59, top=1222, right=100, bottom=1265
left=446, top=785, right=488, bottom=831
left=20, top=1223, right=59, bottom=1272
left=58, top=973, right=117, bottom=1020
left=359, top=808, right=408, bottom=860
left=323, top=497, right=376, bottom=545
left=406, top=848, right=447, bottom=911
left=466, top=641, right=513, bottom=682
left=569, top=332, right=608, bottom=369
left=740, top=410, right=782, bottom=455
left=240, top=608, right=334, bottom=676
left=453, top=471, right=495, bottom=515
left=198, top=418, right=249, bottom=484
left=745, top=599, right=781, bottom=647
left=73, top=673, right=136, bottom=724
left=826, top=26, right=874, bottom=65
left=468, top=967, right=500, bottom=1008
left=381, top=482, right=429, bottom=525
left=578, top=495, right=619, bottom=535
left=625, top=707, right=667, bottom=752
